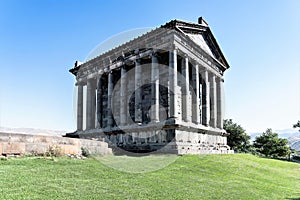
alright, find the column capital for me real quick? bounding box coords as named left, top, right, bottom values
left=190, top=58, right=198, bottom=66
left=199, top=67, right=208, bottom=74
left=108, top=56, right=112, bottom=64
left=104, top=66, right=109, bottom=73
left=121, top=51, right=125, bottom=58
left=135, top=58, right=142, bottom=64
left=151, top=49, right=159, bottom=57
left=97, top=69, right=104, bottom=75
left=134, top=49, right=140, bottom=55
left=182, top=53, right=188, bottom=59
left=117, top=55, right=125, bottom=62
left=87, top=77, right=97, bottom=86
left=209, top=71, right=217, bottom=79
left=75, top=81, right=85, bottom=86
left=121, top=65, right=127, bottom=70
left=169, top=44, right=178, bottom=51
left=216, top=76, right=224, bottom=82
left=87, top=72, right=98, bottom=79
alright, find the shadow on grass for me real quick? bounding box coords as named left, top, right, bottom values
left=285, top=192, right=300, bottom=200
left=110, top=145, right=180, bottom=157
left=286, top=196, right=300, bottom=200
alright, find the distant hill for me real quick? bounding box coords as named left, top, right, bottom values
left=0, top=127, right=65, bottom=137
left=288, top=136, right=300, bottom=151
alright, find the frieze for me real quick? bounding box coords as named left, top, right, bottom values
left=75, top=32, right=172, bottom=79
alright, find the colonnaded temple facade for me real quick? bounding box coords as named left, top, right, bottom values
left=67, top=17, right=233, bottom=154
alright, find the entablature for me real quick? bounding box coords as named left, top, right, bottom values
left=71, top=26, right=228, bottom=82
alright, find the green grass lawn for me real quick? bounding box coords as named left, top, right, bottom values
left=0, top=154, right=299, bottom=199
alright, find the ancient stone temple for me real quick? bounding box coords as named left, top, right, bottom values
left=67, top=17, right=233, bottom=154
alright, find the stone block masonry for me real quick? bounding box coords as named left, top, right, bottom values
left=0, top=132, right=112, bottom=156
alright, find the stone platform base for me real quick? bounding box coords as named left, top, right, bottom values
left=75, top=129, right=233, bottom=155
left=0, top=132, right=112, bottom=156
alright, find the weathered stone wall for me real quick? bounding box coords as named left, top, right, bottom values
left=0, top=132, right=112, bottom=156
left=174, top=130, right=232, bottom=155
left=78, top=129, right=233, bottom=155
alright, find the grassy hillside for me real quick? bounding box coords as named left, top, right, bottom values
left=0, top=154, right=299, bottom=199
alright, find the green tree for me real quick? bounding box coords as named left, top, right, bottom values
left=253, top=128, right=291, bottom=158
left=223, top=119, right=251, bottom=153
left=293, top=120, right=300, bottom=132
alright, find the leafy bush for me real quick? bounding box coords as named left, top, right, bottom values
left=253, top=129, right=291, bottom=158
left=81, top=147, right=90, bottom=157
left=45, top=145, right=63, bottom=157
left=223, top=119, right=251, bottom=153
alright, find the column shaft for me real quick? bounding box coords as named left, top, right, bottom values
left=135, top=59, right=142, bottom=123
left=97, top=77, right=102, bottom=128
left=151, top=53, right=159, bottom=122
left=77, top=84, right=83, bottom=131
left=192, top=64, right=200, bottom=124
left=217, top=77, right=224, bottom=129
left=201, top=69, right=210, bottom=126
left=91, top=81, right=96, bottom=129
left=86, top=80, right=91, bottom=130
left=210, top=74, right=217, bottom=128
left=107, top=72, right=114, bottom=128
left=86, top=79, right=96, bottom=130
left=181, top=56, right=190, bottom=122
left=169, top=48, right=178, bottom=118
left=120, top=67, right=127, bottom=126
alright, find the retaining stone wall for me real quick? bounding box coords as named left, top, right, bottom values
left=0, top=132, right=112, bottom=156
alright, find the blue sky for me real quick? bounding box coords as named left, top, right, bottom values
left=0, top=0, right=299, bottom=133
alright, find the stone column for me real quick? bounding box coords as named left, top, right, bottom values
left=201, top=68, right=210, bottom=126
left=135, top=59, right=142, bottom=124
left=86, top=79, right=91, bottom=130
left=169, top=47, right=178, bottom=119
left=107, top=71, right=114, bottom=128
left=86, top=79, right=96, bottom=130
left=97, top=77, right=102, bottom=128
left=77, top=84, right=83, bottom=131
left=151, top=51, right=159, bottom=122
left=91, top=80, right=96, bottom=129
left=209, top=73, right=217, bottom=128
left=181, top=55, right=190, bottom=122
left=120, top=66, right=127, bottom=126
left=192, top=64, right=200, bottom=124
left=216, top=77, right=224, bottom=129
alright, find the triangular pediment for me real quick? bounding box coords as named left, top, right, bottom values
left=185, top=32, right=215, bottom=58
left=163, top=18, right=230, bottom=69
